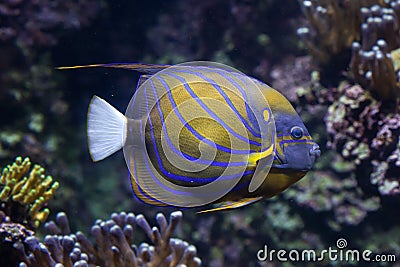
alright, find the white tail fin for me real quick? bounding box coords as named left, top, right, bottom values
left=87, top=96, right=127, bottom=161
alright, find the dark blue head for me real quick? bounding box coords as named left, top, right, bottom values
left=272, top=111, right=320, bottom=171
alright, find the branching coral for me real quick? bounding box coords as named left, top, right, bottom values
left=299, top=0, right=400, bottom=100
left=349, top=3, right=400, bottom=101
left=0, top=157, right=58, bottom=266
left=0, top=156, right=59, bottom=228
left=297, top=0, right=387, bottom=63
left=18, top=211, right=201, bottom=267
left=0, top=157, right=200, bottom=266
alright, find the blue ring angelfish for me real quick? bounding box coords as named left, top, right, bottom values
left=58, top=60, right=320, bottom=213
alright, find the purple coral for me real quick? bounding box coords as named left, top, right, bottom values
left=349, top=2, right=400, bottom=101
left=325, top=84, right=400, bottom=196
left=17, top=211, right=202, bottom=267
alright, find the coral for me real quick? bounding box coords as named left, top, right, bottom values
left=298, top=0, right=400, bottom=200
left=0, top=0, right=101, bottom=47
left=0, top=156, right=59, bottom=228
left=297, top=0, right=388, bottom=64
left=0, top=157, right=58, bottom=266
left=349, top=3, right=400, bottom=101
left=0, top=157, right=200, bottom=266
left=285, top=167, right=380, bottom=231
left=0, top=210, right=35, bottom=267
left=325, top=84, right=400, bottom=196
left=18, top=211, right=201, bottom=267
left=298, top=0, right=400, bottom=100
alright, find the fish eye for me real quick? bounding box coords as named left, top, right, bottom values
left=290, top=126, right=304, bottom=139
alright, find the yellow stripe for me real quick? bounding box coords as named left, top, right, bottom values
left=247, top=144, right=274, bottom=166
left=56, top=64, right=105, bottom=70
left=280, top=135, right=313, bottom=141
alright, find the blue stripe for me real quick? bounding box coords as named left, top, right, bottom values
left=142, top=131, right=255, bottom=193
left=164, top=71, right=261, bottom=146
left=200, top=67, right=264, bottom=134
left=148, top=79, right=248, bottom=167
left=131, top=119, right=167, bottom=205
left=195, top=67, right=264, bottom=135
left=174, top=68, right=262, bottom=139
left=277, top=133, right=311, bottom=138
left=156, top=75, right=256, bottom=155
left=145, top=80, right=253, bottom=184
left=131, top=169, right=167, bottom=206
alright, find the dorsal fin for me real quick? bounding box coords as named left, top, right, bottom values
left=57, top=62, right=171, bottom=75
left=138, top=74, right=151, bottom=88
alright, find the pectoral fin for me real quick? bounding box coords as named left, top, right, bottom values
left=247, top=144, right=274, bottom=167
left=197, top=197, right=263, bottom=214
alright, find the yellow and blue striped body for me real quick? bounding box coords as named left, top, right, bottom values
left=120, top=63, right=320, bottom=210
left=62, top=61, right=320, bottom=212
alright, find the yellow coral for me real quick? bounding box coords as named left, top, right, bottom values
left=0, top=156, right=59, bottom=228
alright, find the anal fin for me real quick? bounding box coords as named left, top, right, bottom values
left=197, top=196, right=263, bottom=214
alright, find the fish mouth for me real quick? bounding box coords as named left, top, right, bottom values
left=270, top=143, right=320, bottom=171
left=310, top=143, right=321, bottom=158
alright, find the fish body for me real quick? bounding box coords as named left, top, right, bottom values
left=68, top=62, right=320, bottom=212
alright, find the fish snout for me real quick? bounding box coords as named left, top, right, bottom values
left=310, top=143, right=321, bottom=158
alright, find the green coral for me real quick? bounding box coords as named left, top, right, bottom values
left=0, top=156, right=59, bottom=228
left=284, top=152, right=380, bottom=231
